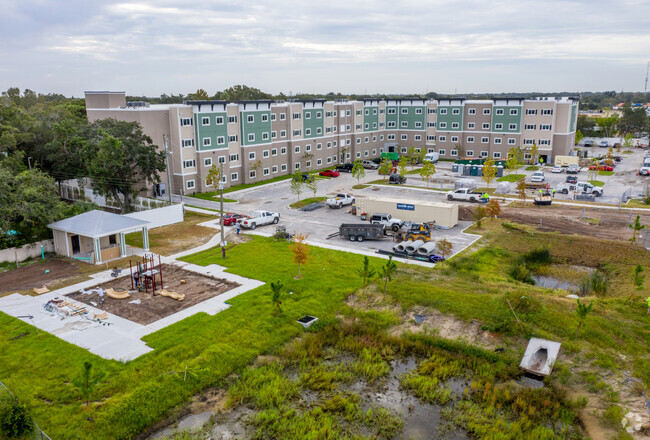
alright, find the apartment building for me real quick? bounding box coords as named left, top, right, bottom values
left=85, top=92, right=578, bottom=196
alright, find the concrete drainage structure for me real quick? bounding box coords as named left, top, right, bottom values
left=405, top=240, right=425, bottom=254
left=297, top=315, right=318, bottom=328
left=393, top=242, right=406, bottom=253
left=417, top=242, right=438, bottom=255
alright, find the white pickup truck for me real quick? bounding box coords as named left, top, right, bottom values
left=240, top=210, right=280, bottom=229
left=446, top=188, right=487, bottom=203
left=326, top=193, right=355, bottom=209
left=555, top=182, right=603, bottom=196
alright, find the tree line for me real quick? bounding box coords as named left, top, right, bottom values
left=577, top=103, right=650, bottom=138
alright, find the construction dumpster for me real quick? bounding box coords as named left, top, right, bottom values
left=355, top=197, right=458, bottom=228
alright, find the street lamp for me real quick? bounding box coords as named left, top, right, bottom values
left=219, top=167, right=226, bottom=259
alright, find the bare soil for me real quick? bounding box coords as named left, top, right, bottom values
left=0, top=258, right=81, bottom=294
left=501, top=204, right=650, bottom=242
left=66, top=264, right=240, bottom=325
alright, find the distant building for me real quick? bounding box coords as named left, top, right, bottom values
left=85, top=92, right=579, bottom=195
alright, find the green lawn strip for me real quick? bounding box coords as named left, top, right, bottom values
left=406, top=168, right=422, bottom=174
left=588, top=180, right=605, bottom=187
left=497, top=174, right=526, bottom=182
left=0, top=236, right=375, bottom=439
left=625, top=199, right=650, bottom=209
left=289, top=196, right=327, bottom=209
left=597, top=171, right=615, bottom=176
left=525, top=166, right=539, bottom=171
left=352, top=184, right=370, bottom=190
left=185, top=192, right=238, bottom=202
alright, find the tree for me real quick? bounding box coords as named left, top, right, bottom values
left=629, top=215, right=645, bottom=245
left=574, top=129, right=583, bottom=146
left=72, top=361, right=107, bottom=411
left=357, top=256, right=376, bottom=295
left=454, top=143, right=465, bottom=159
left=351, top=159, right=365, bottom=184
left=529, top=143, right=539, bottom=165
left=212, top=85, right=273, bottom=101
left=622, top=133, right=634, bottom=152
left=516, top=178, right=527, bottom=204
left=397, top=156, right=408, bottom=180
left=486, top=199, right=501, bottom=219
left=301, top=152, right=314, bottom=169
left=205, top=163, right=224, bottom=187
left=473, top=205, right=486, bottom=228
left=306, top=170, right=318, bottom=197
left=192, top=89, right=210, bottom=100
left=481, top=158, right=497, bottom=187
left=505, top=147, right=518, bottom=173
left=289, top=232, right=310, bottom=278
left=594, top=116, right=618, bottom=138
left=269, top=281, right=283, bottom=315
left=406, top=146, right=418, bottom=169
left=249, top=160, right=262, bottom=178
left=0, top=394, right=32, bottom=440
left=632, top=264, right=645, bottom=291
left=83, top=119, right=166, bottom=213
left=436, top=238, right=453, bottom=260
left=618, top=104, right=647, bottom=135
left=289, top=173, right=305, bottom=201
left=379, top=159, right=392, bottom=180
left=417, top=148, right=427, bottom=165
left=419, top=161, right=435, bottom=187
left=575, top=299, right=594, bottom=338
left=379, top=255, right=397, bottom=300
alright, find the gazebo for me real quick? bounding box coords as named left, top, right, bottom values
left=48, top=210, right=150, bottom=264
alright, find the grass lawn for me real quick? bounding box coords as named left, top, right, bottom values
left=125, top=211, right=217, bottom=256
left=288, top=196, right=327, bottom=209
left=187, top=193, right=238, bottom=203
left=406, top=167, right=422, bottom=174
left=497, top=173, right=526, bottom=182
left=352, top=184, right=370, bottom=189
left=626, top=199, right=650, bottom=209
left=588, top=180, right=605, bottom=187
left=597, top=171, right=615, bottom=176
left=525, top=165, right=539, bottom=171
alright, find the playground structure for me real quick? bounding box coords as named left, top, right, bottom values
left=130, top=253, right=164, bottom=296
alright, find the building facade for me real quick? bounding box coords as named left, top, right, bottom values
left=85, top=92, right=578, bottom=195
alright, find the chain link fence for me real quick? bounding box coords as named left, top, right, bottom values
left=0, top=381, right=52, bottom=440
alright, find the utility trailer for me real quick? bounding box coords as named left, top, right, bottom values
left=335, top=223, right=385, bottom=242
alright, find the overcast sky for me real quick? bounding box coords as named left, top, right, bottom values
left=2, top=0, right=649, bottom=97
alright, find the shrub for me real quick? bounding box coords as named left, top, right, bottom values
left=509, top=262, right=535, bottom=284
left=521, top=246, right=552, bottom=266
left=0, top=395, right=32, bottom=440
left=580, top=271, right=608, bottom=296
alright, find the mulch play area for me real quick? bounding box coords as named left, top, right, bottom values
left=0, top=259, right=81, bottom=294
left=66, top=264, right=240, bottom=325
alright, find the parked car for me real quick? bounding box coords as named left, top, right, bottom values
left=555, top=182, right=604, bottom=196
left=599, top=140, right=609, bottom=148
left=319, top=169, right=340, bottom=177
left=222, top=213, right=245, bottom=226
left=240, top=211, right=280, bottom=229
left=361, top=160, right=379, bottom=170
left=369, top=213, right=404, bottom=232
left=565, top=175, right=578, bottom=184
left=446, top=188, right=487, bottom=203
left=530, top=171, right=545, bottom=182
left=389, top=174, right=406, bottom=184
left=588, top=165, right=613, bottom=172
left=326, top=193, right=355, bottom=208
left=583, top=140, right=594, bottom=147
left=336, top=163, right=354, bottom=173
left=566, top=164, right=580, bottom=174
left=551, top=165, right=564, bottom=173
left=639, top=167, right=650, bottom=176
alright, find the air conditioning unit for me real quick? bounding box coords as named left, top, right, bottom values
left=155, top=183, right=167, bottom=197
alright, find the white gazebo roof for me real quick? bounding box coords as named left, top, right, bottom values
left=48, top=210, right=150, bottom=238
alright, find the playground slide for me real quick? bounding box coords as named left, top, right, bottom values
left=106, top=288, right=130, bottom=300
left=159, top=289, right=185, bottom=301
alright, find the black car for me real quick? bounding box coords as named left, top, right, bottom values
left=389, top=174, right=406, bottom=184
left=336, top=163, right=354, bottom=173
left=565, top=175, right=578, bottom=184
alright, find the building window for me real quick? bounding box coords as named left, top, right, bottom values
left=483, top=109, right=491, bottom=115
left=201, top=117, right=210, bottom=126
left=524, top=153, right=531, bottom=160
left=524, top=138, right=534, bottom=145
left=372, top=136, right=377, bottom=141
left=305, top=128, right=311, bottom=136
left=229, top=135, right=238, bottom=142
left=450, top=150, right=458, bottom=156
left=181, top=118, right=193, bottom=126
left=481, top=151, right=488, bottom=157
left=451, top=136, right=458, bottom=142
left=280, top=130, right=287, bottom=138
left=439, top=122, right=447, bottom=129
left=468, top=108, right=476, bottom=115
left=228, top=116, right=237, bottom=123
left=401, top=108, right=408, bottom=114
left=466, top=150, right=474, bottom=157
left=414, top=135, right=421, bottom=141
left=542, top=109, right=553, bottom=115
left=428, top=122, right=436, bottom=127
left=365, top=109, right=370, bottom=116
left=280, top=113, right=286, bottom=120
left=230, top=154, right=239, bottom=161
left=327, top=157, right=332, bottom=164
left=204, top=158, right=212, bottom=167
left=217, top=136, right=225, bottom=145
left=388, top=108, right=396, bottom=114
left=293, top=130, right=301, bottom=136
left=183, top=159, right=195, bottom=168
left=482, top=123, right=490, bottom=129
left=346, top=124, right=351, bottom=131
left=481, top=137, right=489, bottom=143
left=327, top=142, right=332, bottom=148
left=261, top=114, right=269, bottom=122
left=263, top=150, right=269, bottom=158
left=494, top=138, right=502, bottom=144
left=186, top=180, right=195, bottom=189
left=218, top=156, right=226, bottom=164
left=415, top=121, right=422, bottom=128
left=495, top=109, right=504, bottom=115
left=281, top=164, right=287, bottom=171
left=493, top=152, right=502, bottom=159
left=364, top=137, right=369, bottom=143
left=508, top=138, right=516, bottom=145
left=380, top=135, right=384, bottom=141
left=467, top=136, right=475, bottom=143
left=294, top=146, right=300, bottom=153
left=271, top=113, right=276, bottom=121
left=541, top=124, right=551, bottom=130
left=415, top=108, right=423, bottom=114
left=356, top=152, right=361, bottom=158
left=306, top=144, right=311, bottom=152
left=387, top=134, right=395, bottom=140
left=317, top=158, right=322, bottom=166
left=438, top=149, right=446, bottom=155
left=539, top=139, right=551, bottom=145
left=248, top=134, right=255, bottom=142
left=316, top=111, right=322, bottom=118
left=372, top=149, right=377, bottom=154
left=202, top=138, right=211, bottom=147
left=510, top=109, right=518, bottom=115
left=263, top=168, right=270, bottom=176
left=452, top=122, right=459, bottom=129
left=293, top=112, right=301, bottom=119
left=401, top=134, right=408, bottom=140
left=272, top=165, right=278, bottom=173
left=305, top=112, right=311, bottom=119
left=525, top=124, right=536, bottom=130
left=439, top=135, right=446, bottom=142
left=295, top=162, right=300, bottom=170
left=526, top=109, right=537, bottom=115
left=452, top=108, right=460, bottom=115
left=249, top=170, right=256, bottom=178
left=427, top=135, right=435, bottom=141
left=182, top=139, right=194, bottom=147
left=316, top=128, right=322, bottom=135
left=271, top=131, right=277, bottom=139
left=401, top=121, right=408, bottom=128
left=388, top=121, right=396, bottom=128
left=247, top=115, right=254, bottom=123
left=216, top=116, right=224, bottom=124
left=249, top=152, right=255, bottom=160
left=356, top=138, right=361, bottom=144
left=495, top=123, right=503, bottom=130
left=509, top=123, right=517, bottom=130
left=364, top=150, right=369, bottom=157
left=467, top=122, right=475, bottom=129
left=365, top=123, right=369, bottom=130
left=281, top=147, right=287, bottom=155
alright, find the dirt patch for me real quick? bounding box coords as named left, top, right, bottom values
left=0, top=259, right=81, bottom=294
left=66, top=264, right=240, bottom=325
left=458, top=205, right=476, bottom=221
left=501, top=204, right=650, bottom=242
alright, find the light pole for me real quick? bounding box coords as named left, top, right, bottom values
left=219, top=164, right=226, bottom=259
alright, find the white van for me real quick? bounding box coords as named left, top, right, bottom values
left=424, top=152, right=439, bottom=163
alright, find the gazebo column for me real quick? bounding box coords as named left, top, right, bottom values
left=119, top=232, right=127, bottom=257
left=94, top=237, right=102, bottom=264
left=142, top=226, right=150, bottom=251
